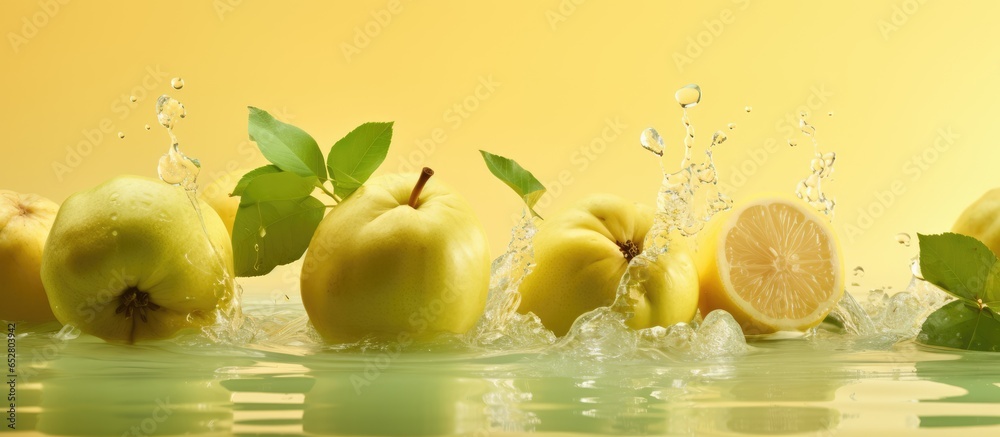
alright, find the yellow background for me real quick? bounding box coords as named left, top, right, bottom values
left=2, top=0, right=996, bottom=292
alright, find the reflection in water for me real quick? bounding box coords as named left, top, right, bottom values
left=302, top=369, right=488, bottom=436
left=914, top=350, right=1000, bottom=429
left=35, top=338, right=239, bottom=436
left=722, top=406, right=840, bottom=435
left=12, top=305, right=1000, bottom=435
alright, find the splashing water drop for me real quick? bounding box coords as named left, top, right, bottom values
left=118, top=132, right=125, bottom=139
left=711, top=131, right=727, bottom=147
left=155, top=95, right=200, bottom=190
left=171, top=77, right=185, bottom=90
left=744, top=106, right=752, bottom=113
left=156, top=95, right=186, bottom=130
left=793, top=113, right=836, bottom=216
left=910, top=257, right=924, bottom=279
left=111, top=230, right=119, bottom=237
left=800, top=119, right=816, bottom=137
left=853, top=266, right=865, bottom=277
left=727, top=122, right=736, bottom=130
left=639, top=128, right=665, bottom=156
left=896, top=232, right=911, bottom=247
left=129, top=95, right=137, bottom=103
left=828, top=111, right=834, bottom=116
left=674, top=84, right=702, bottom=108
left=259, top=226, right=267, bottom=238
left=144, top=124, right=151, bottom=131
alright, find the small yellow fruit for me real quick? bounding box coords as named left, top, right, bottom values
left=300, top=170, right=491, bottom=343
left=517, top=194, right=700, bottom=336
left=697, top=193, right=844, bottom=334
left=41, top=176, right=235, bottom=343
left=200, top=169, right=251, bottom=236
left=0, top=191, right=59, bottom=322
left=952, top=188, right=1000, bottom=256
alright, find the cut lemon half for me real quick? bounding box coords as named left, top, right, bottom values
left=697, top=194, right=844, bottom=334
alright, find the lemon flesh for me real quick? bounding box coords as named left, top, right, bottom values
left=698, top=194, right=844, bottom=334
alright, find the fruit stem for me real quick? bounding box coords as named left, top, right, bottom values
left=115, top=287, right=160, bottom=323
left=617, top=240, right=640, bottom=262
left=409, top=167, right=434, bottom=208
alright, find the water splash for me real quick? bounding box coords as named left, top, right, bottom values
left=825, top=269, right=952, bottom=346
left=551, top=84, right=743, bottom=360
left=792, top=112, right=836, bottom=216
left=466, top=212, right=556, bottom=350
left=155, top=95, right=201, bottom=191
left=152, top=94, right=242, bottom=342
left=465, top=84, right=745, bottom=360
left=637, top=84, right=733, bottom=241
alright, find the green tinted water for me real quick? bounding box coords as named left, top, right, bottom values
left=9, top=293, right=1000, bottom=437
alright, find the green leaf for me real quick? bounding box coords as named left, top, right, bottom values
left=248, top=107, right=327, bottom=181
left=232, top=172, right=326, bottom=277
left=327, top=122, right=393, bottom=199
left=479, top=150, right=546, bottom=218
left=918, top=300, right=1000, bottom=352
left=918, top=233, right=998, bottom=302
left=230, top=165, right=282, bottom=197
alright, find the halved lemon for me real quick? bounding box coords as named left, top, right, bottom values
left=697, top=193, right=844, bottom=334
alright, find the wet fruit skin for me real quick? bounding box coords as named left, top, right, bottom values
left=0, top=190, right=59, bottom=322
left=41, top=175, right=234, bottom=344
left=300, top=171, right=491, bottom=343
left=952, top=188, right=1000, bottom=256
left=517, top=194, right=700, bottom=337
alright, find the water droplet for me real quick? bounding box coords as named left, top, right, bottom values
left=827, top=111, right=834, bottom=116
left=727, top=123, right=736, bottom=130
left=910, top=258, right=923, bottom=279
left=674, top=84, right=702, bottom=108
left=896, top=232, right=911, bottom=247
left=851, top=282, right=860, bottom=287
left=853, top=266, right=864, bottom=277
left=129, top=95, right=137, bottom=103
left=111, top=230, right=118, bottom=237
left=787, top=139, right=797, bottom=147
left=144, top=124, right=151, bottom=131
left=259, top=226, right=267, bottom=238
left=639, top=128, right=665, bottom=156
left=744, top=106, right=752, bottom=113
left=118, top=132, right=125, bottom=139
left=799, top=110, right=809, bottom=118
left=156, top=95, right=187, bottom=129
left=171, top=77, right=185, bottom=90
left=711, top=130, right=727, bottom=146
left=110, top=213, right=118, bottom=221
left=800, top=119, right=816, bottom=137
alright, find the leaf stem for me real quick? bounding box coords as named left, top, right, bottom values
left=317, top=182, right=341, bottom=203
